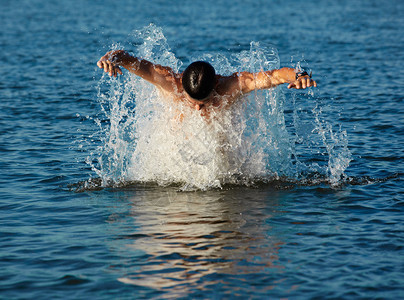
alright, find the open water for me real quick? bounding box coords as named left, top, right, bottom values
left=1, top=0, right=403, bottom=299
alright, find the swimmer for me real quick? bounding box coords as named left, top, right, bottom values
left=97, top=50, right=317, bottom=112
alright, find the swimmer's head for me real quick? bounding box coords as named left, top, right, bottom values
left=182, top=61, right=216, bottom=101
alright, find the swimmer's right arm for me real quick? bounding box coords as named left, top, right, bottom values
left=97, top=50, right=178, bottom=92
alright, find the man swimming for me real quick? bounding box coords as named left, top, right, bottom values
left=97, top=50, right=316, bottom=113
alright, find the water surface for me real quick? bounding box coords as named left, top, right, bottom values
left=1, top=0, right=403, bottom=299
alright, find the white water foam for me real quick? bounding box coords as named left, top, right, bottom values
left=87, top=25, right=351, bottom=190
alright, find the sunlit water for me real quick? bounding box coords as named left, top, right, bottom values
left=1, top=0, right=403, bottom=299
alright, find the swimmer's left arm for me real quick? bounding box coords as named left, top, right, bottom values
left=271, top=68, right=317, bottom=89
left=218, top=68, right=316, bottom=107
left=239, top=68, right=317, bottom=93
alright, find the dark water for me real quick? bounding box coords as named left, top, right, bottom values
left=1, top=0, right=403, bottom=299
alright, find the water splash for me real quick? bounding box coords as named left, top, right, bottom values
left=86, top=25, right=351, bottom=190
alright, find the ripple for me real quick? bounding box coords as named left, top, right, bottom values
left=55, top=274, right=91, bottom=286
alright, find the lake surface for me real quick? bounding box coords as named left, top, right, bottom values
left=1, top=0, right=403, bottom=299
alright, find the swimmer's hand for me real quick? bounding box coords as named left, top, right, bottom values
left=97, top=50, right=125, bottom=77
left=287, top=74, right=317, bottom=89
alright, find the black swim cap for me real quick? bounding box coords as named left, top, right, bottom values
left=182, top=61, right=216, bottom=101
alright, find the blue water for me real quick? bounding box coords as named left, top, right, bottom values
left=1, top=0, right=403, bottom=299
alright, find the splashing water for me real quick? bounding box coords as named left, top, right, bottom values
left=87, top=25, right=351, bottom=190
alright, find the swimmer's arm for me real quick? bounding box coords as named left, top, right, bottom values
left=97, top=50, right=178, bottom=92
left=240, top=68, right=317, bottom=93
left=218, top=68, right=317, bottom=105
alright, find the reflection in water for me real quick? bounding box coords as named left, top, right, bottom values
left=107, top=186, right=288, bottom=296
